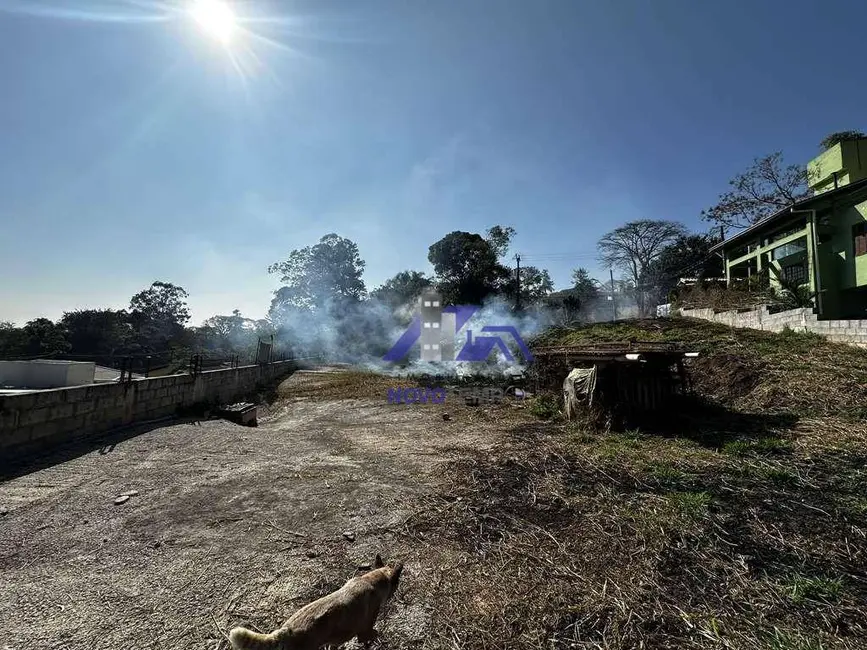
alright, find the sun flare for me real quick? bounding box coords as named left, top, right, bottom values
left=190, top=0, right=237, bottom=45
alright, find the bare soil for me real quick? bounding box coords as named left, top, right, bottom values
left=0, top=369, right=513, bottom=650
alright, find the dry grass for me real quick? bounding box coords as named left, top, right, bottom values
left=533, top=317, right=867, bottom=420
left=405, top=419, right=867, bottom=649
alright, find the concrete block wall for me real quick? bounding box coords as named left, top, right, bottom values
left=0, top=361, right=296, bottom=462
left=679, top=305, right=867, bottom=348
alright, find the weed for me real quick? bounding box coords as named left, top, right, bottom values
left=765, top=627, right=827, bottom=650
left=723, top=436, right=791, bottom=456
left=529, top=393, right=560, bottom=420
left=783, top=574, right=843, bottom=604
left=667, top=490, right=711, bottom=520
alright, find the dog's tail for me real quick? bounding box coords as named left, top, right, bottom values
left=228, top=627, right=282, bottom=650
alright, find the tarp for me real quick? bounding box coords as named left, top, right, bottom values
left=563, top=366, right=598, bottom=420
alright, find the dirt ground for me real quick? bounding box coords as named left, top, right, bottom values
left=0, top=369, right=510, bottom=650
left=3, top=365, right=866, bottom=650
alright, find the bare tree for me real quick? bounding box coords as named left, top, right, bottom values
left=701, top=152, right=809, bottom=232
left=597, top=220, right=687, bottom=316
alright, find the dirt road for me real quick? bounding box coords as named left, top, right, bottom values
left=0, top=369, right=503, bottom=650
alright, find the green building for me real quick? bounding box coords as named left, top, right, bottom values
left=711, top=138, right=867, bottom=319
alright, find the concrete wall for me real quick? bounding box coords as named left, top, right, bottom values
left=0, top=360, right=296, bottom=462
left=0, top=360, right=96, bottom=389
left=679, top=305, right=867, bottom=348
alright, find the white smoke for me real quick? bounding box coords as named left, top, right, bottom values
left=271, top=293, right=553, bottom=378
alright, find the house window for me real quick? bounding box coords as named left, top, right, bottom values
left=424, top=301, right=431, bottom=307
left=423, top=322, right=431, bottom=329
left=782, top=263, right=807, bottom=285
left=771, top=237, right=806, bottom=261
left=423, top=344, right=431, bottom=350
left=854, top=223, right=867, bottom=257
left=432, top=344, right=439, bottom=350
left=432, top=300, right=440, bottom=307
left=432, top=322, right=440, bottom=329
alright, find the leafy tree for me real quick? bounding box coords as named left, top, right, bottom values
left=598, top=220, right=687, bottom=316
left=370, top=271, right=432, bottom=308
left=128, top=281, right=191, bottom=352
left=644, top=234, right=724, bottom=303
left=20, top=318, right=70, bottom=357
left=129, top=281, right=191, bottom=326
left=486, top=225, right=516, bottom=259
left=571, top=267, right=599, bottom=303
left=820, top=131, right=865, bottom=151
left=701, top=152, right=809, bottom=231
left=268, top=234, right=366, bottom=316
left=504, top=265, right=554, bottom=306
left=61, top=309, right=134, bottom=358
left=0, top=321, right=26, bottom=357
left=428, top=231, right=510, bottom=305
left=544, top=290, right=583, bottom=324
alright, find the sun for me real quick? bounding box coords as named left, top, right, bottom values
left=189, top=0, right=237, bottom=45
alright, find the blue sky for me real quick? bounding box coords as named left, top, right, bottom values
left=2, top=0, right=866, bottom=324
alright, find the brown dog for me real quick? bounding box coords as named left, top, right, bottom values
left=228, top=554, right=403, bottom=650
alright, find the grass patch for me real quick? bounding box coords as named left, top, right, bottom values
left=528, top=393, right=560, bottom=420
left=783, top=574, right=843, bottom=604
left=723, top=436, right=792, bottom=456
left=667, top=490, right=711, bottom=520
left=765, top=628, right=828, bottom=650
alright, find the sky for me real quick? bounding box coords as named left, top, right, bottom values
left=2, top=0, right=867, bottom=325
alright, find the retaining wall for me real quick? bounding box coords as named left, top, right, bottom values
left=679, top=305, right=867, bottom=348
left=0, top=360, right=296, bottom=462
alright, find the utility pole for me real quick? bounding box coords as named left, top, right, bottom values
left=515, top=254, right=522, bottom=311
left=609, top=268, right=617, bottom=321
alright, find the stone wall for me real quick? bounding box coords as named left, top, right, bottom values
left=0, top=361, right=296, bottom=462
left=679, top=305, right=867, bottom=348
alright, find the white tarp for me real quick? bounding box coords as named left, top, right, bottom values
left=563, top=366, right=598, bottom=420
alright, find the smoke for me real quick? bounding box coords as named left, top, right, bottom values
left=270, top=293, right=553, bottom=378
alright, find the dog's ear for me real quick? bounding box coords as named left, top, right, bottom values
left=374, top=554, right=385, bottom=568
left=391, top=562, right=404, bottom=585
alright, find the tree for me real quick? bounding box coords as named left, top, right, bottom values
left=428, top=231, right=510, bottom=305
left=268, top=234, right=366, bottom=316
left=486, top=225, right=516, bottom=259
left=571, top=267, right=599, bottom=303
left=544, top=290, right=583, bottom=324
left=597, top=219, right=687, bottom=316
left=129, top=281, right=191, bottom=352
left=701, top=152, right=809, bottom=231
left=503, top=265, right=554, bottom=307
left=643, top=234, right=724, bottom=305
left=130, top=281, right=191, bottom=327
left=0, top=321, right=26, bottom=357
left=370, top=271, right=433, bottom=309
left=196, top=309, right=258, bottom=357
left=61, top=309, right=133, bottom=359
left=20, top=318, right=70, bottom=357
left=820, top=131, right=865, bottom=151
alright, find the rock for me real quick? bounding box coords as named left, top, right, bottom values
left=442, top=413, right=451, bottom=421
left=0, top=508, right=8, bottom=517
left=114, top=495, right=130, bottom=505
left=305, top=550, right=318, bottom=558
left=342, top=531, right=356, bottom=542
left=120, top=490, right=139, bottom=497
left=357, top=563, right=372, bottom=571
left=152, top=540, right=162, bottom=549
